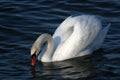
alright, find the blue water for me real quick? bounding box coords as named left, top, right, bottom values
left=0, top=0, right=120, bottom=80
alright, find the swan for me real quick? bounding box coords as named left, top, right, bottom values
left=31, top=15, right=110, bottom=66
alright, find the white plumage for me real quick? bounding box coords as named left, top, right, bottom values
left=31, top=15, right=110, bottom=62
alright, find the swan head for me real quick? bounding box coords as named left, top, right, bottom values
left=31, top=46, right=39, bottom=68
left=30, top=33, right=54, bottom=66
left=30, top=35, right=42, bottom=67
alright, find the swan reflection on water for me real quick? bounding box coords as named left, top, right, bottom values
left=31, top=55, right=97, bottom=79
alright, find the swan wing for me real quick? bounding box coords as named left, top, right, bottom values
left=53, top=15, right=102, bottom=61
left=92, top=23, right=110, bottom=50
left=53, top=16, right=77, bottom=49
left=53, top=16, right=76, bottom=38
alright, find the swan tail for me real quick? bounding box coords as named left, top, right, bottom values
left=93, top=23, right=111, bottom=50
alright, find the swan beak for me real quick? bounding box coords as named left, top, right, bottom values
left=31, top=54, right=37, bottom=67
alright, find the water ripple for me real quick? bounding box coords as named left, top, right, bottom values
left=0, top=0, right=119, bottom=80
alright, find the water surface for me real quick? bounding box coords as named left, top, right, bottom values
left=0, top=0, right=120, bottom=80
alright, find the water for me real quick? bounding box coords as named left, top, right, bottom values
left=0, top=0, right=120, bottom=80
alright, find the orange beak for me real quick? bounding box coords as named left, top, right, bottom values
left=31, top=54, right=36, bottom=67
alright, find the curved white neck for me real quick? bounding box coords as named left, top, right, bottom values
left=32, top=34, right=54, bottom=62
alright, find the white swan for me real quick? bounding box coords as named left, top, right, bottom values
left=31, top=15, right=110, bottom=66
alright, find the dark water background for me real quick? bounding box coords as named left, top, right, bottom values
left=0, top=0, right=120, bottom=80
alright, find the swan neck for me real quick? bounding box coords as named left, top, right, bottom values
left=33, top=34, right=54, bottom=62
left=41, top=34, right=54, bottom=62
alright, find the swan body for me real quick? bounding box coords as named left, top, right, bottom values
left=31, top=15, right=110, bottom=63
